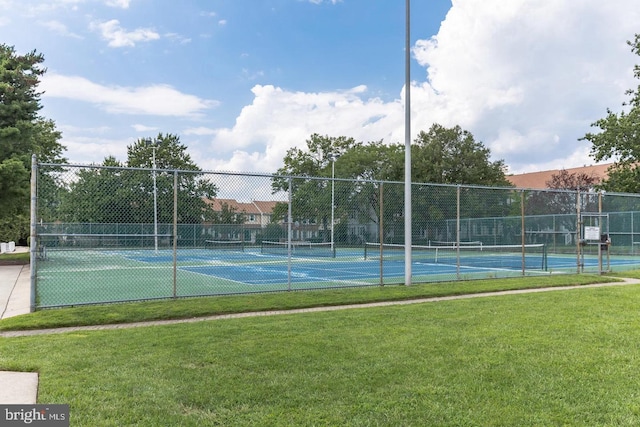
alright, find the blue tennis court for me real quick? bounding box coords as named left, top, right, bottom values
left=35, top=245, right=640, bottom=307
left=118, top=245, right=640, bottom=287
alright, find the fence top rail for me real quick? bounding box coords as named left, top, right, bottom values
left=34, top=161, right=640, bottom=198
left=38, top=233, right=173, bottom=237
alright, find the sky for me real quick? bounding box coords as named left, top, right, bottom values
left=1, top=0, right=640, bottom=176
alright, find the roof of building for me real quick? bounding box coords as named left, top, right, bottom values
left=507, top=163, right=612, bottom=189
left=206, top=199, right=280, bottom=215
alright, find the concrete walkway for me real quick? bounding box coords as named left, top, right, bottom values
left=0, top=371, right=38, bottom=404
left=0, top=252, right=36, bottom=404
left=0, top=264, right=31, bottom=320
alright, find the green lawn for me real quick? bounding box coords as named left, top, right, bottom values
left=0, top=251, right=29, bottom=264
left=2, top=281, right=640, bottom=425
left=0, top=273, right=618, bottom=331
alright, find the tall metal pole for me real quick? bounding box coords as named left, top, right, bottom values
left=152, top=145, right=158, bottom=253
left=404, top=0, right=412, bottom=285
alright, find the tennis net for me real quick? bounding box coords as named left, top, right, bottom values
left=364, top=242, right=547, bottom=270
left=429, top=240, right=483, bottom=247
left=204, top=240, right=245, bottom=252
left=37, top=233, right=172, bottom=250
left=261, top=241, right=336, bottom=258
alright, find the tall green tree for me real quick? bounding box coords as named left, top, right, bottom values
left=59, top=157, right=130, bottom=223
left=0, top=44, right=65, bottom=242
left=126, top=133, right=217, bottom=224
left=60, top=134, right=216, bottom=225
left=272, top=127, right=509, bottom=244
left=272, top=134, right=358, bottom=240
left=412, top=124, right=511, bottom=186
left=583, top=34, right=640, bottom=193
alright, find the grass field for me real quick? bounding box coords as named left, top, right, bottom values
left=0, top=273, right=618, bottom=331
left=2, top=274, right=640, bottom=425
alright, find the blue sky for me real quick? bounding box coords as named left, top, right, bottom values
left=1, top=0, right=639, bottom=176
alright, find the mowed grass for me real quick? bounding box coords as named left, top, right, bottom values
left=0, top=251, right=29, bottom=263
left=0, top=273, right=618, bottom=331
left=2, top=283, right=640, bottom=425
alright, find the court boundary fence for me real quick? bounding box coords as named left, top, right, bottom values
left=29, top=158, right=640, bottom=308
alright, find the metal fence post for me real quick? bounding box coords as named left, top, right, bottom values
left=598, top=191, right=603, bottom=274
left=576, top=190, right=582, bottom=273
left=521, top=189, right=525, bottom=276
left=379, top=181, right=384, bottom=286
left=173, top=170, right=178, bottom=298
left=456, top=185, right=461, bottom=279
left=287, top=176, right=292, bottom=291
left=29, top=154, right=37, bottom=312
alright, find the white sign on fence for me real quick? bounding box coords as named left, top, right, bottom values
left=584, top=226, right=601, bottom=241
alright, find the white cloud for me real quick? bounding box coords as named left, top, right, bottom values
left=63, top=136, right=131, bottom=164
left=131, top=124, right=157, bottom=132
left=218, top=19, right=227, bottom=26
left=201, top=84, right=400, bottom=173
left=105, top=0, right=130, bottom=8
left=40, top=20, right=82, bottom=38
left=22, top=0, right=84, bottom=15
left=41, top=74, right=219, bottom=117
left=90, top=19, right=159, bottom=47
left=409, top=0, right=640, bottom=173
left=165, top=33, right=191, bottom=44
left=307, top=0, right=342, bottom=4
left=184, top=127, right=217, bottom=136
left=37, top=0, right=640, bottom=177
left=197, top=0, right=640, bottom=176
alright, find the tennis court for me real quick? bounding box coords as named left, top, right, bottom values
left=34, top=242, right=640, bottom=307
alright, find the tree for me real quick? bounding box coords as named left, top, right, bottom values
left=211, top=202, right=245, bottom=225
left=60, top=134, right=216, bottom=225
left=410, top=124, right=513, bottom=243
left=546, top=170, right=600, bottom=191
left=126, top=133, right=217, bottom=224
left=272, top=127, right=510, bottom=244
left=412, top=124, right=511, bottom=186
left=59, top=156, right=131, bottom=223
left=582, top=34, right=640, bottom=193
left=0, top=44, right=66, bottom=242
left=272, top=134, right=358, bottom=241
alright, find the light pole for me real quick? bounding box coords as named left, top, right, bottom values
left=146, top=139, right=159, bottom=253
left=404, top=0, right=412, bottom=285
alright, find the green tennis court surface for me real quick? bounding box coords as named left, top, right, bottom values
left=34, top=245, right=640, bottom=307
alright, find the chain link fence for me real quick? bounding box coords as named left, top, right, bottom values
left=31, top=161, right=640, bottom=308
